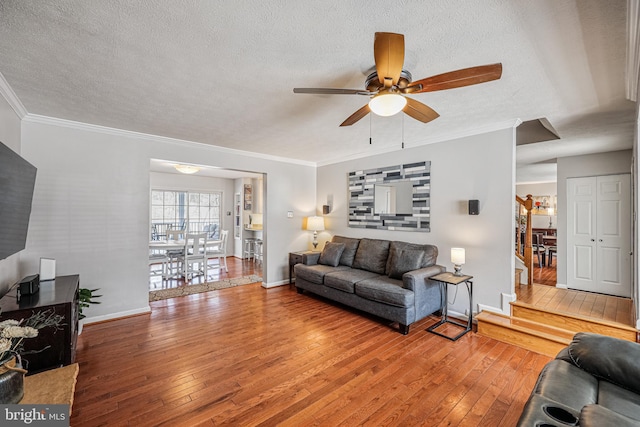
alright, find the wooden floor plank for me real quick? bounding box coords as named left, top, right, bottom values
left=72, top=284, right=551, bottom=426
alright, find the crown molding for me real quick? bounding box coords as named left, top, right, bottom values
left=22, top=114, right=317, bottom=167
left=0, top=72, right=28, bottom=119
left=316, top=118, right=522, bottom=167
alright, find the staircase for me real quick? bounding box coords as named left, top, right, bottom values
left=477, top=299, right=638, bottom=357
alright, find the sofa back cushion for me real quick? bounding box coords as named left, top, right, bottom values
left=385, top=241, right=438, bottom=275
left=387, top=248, right=425, bottom=279
left=352, top=238, right=390, bottom=274
left=318, top=242, right=346, bottom=267
left=558, top=332, right=640, bottom=395
left=331, top=236, right=361, bottom=267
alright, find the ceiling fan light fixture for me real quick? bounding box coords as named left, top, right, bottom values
left=174, top=164, right=200, bottom=174
left=368, top=93, right=407, bottom=117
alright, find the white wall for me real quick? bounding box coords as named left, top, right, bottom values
left=516, top=182, right=558, bottom=228
left=317, top=127, right=516, bottom=316
left=556, top=149, right=633, bottom=286
left=19, top=118, right=316, bottom=323
left=0, top=93, right=23, bottom=295
left=150, top=171, right=236, bottom=255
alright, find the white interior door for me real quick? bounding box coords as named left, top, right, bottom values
left=567, top=177, right=597, bottom=292
left=596, top=174, right=631, bottom=297
left=567, top=174, right=631, bottom=297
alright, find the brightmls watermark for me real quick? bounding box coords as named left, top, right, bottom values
left=1, top=405, right=69, bottom=426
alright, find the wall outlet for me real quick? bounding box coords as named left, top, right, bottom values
left=287, top=211, right=294, bottom=218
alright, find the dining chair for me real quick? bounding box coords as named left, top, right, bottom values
left=547, top=245, right=557, bottom=267
left=532, top=233, right=546, bottom=267
left=178, top=232, right=208, bottom=279
left=148, top=251, right=169, bottom=280
left=164, top=229, right=187, bottom=278
left=206, top=230, right=229, bottom=273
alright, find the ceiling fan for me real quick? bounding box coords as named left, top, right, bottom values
left=293, top=32, right=502, bottom=127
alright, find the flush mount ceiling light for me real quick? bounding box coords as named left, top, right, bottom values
left=174, top=164, right=200, bottom=174
left=368, top=91, right=407, bottom=117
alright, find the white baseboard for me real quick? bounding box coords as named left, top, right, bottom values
left=262, top=280, right=289, bottom=288
left=83, top=306, right=151, bottom=325
left=555, top=283, right=568, bottom=289
left=477, top=292, right=516, bottom=316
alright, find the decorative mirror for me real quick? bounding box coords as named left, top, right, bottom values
left=348, top=161, right=431, bottom=232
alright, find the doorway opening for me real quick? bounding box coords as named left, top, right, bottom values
left=148, top=159, right=266, bottom=296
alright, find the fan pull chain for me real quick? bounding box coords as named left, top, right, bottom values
left=369, top=113, right=372, bottom=144
left=401, top=113, right=405, bottom=149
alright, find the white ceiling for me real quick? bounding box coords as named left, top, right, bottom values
left=0, top=1, right=636, bottom=183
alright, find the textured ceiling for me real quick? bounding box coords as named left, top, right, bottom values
left=0, top=1, right=635, bottom=181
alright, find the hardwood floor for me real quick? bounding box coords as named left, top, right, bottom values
left=72, top=284, right=551, bottom=426
left=531, top=261, right=556, bottom=287
left=149, top=257, right=263, bottom=291
left=516, top=283, right=635, bottom=327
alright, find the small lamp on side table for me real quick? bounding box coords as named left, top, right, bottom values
left=306, top=216, right=325, bottom=249
left=451, top=247, right=465, bottom=276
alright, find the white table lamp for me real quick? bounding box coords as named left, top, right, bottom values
left=306, top=216, right=325, bottom=249
left=451, top=248, right=466, bottom=276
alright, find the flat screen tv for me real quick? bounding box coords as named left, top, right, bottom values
left=0, top=141, right=37, bottom=260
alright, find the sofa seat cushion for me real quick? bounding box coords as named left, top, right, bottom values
left=295, top=264, right=350, bottom=285
left=324, top=269, right=380, bottom=293
left=597, top=380, right=640, bottom=421
left=355, top=277, right=414, bottom=308
left=352, top=238, right=390, bottom=274
left=580, top=404, right=640, bottom=427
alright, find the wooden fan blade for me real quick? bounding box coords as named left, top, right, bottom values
left=407, top=63, right=503, bottom=93
left=293, top=88, right=374, bottom=95
left=340, top=104, right=371, bottom=127
left=374, top=32, right=404, bottom=87
left=403, top=98, right=439, bottom=123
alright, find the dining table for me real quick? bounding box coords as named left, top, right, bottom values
left=149, top=238, right=223, bottom=278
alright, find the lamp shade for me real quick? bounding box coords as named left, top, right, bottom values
left=368, top=93, right=407, bottom=117
left=451, top=248, right=465, bottom=265
left=306, top=216, right=325, bottom=231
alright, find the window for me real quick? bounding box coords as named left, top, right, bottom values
left=151, top=190, right=222, bottom=240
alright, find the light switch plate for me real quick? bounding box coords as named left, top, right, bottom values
left=287, top=211, right=293, bottom=218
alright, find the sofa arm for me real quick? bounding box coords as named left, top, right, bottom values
left=557, top=332, right=640, bottom=394
left=302, top=252, right=320, bottom=265
left=402, top=264, right=446, bottom=290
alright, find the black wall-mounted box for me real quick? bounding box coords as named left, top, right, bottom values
left=469, top=200, right=480, bottom=215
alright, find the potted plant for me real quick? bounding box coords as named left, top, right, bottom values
left=78, top=288, right=101, bottom=334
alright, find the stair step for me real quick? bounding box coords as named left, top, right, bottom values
left=511, top=300, right=637, bottom=342
left=476, top=311, right=573, bottom=357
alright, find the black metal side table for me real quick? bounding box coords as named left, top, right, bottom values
left=427, top=272, right=473, bottom=341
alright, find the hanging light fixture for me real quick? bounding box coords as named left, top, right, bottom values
left=174, top=164, right=200, bottom=174
left=368, top=90, right=407, bottom=117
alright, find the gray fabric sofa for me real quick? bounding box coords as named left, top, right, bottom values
left=294, top=236, right=445, bottom=334
left=517, top=332, right=640, bottom=427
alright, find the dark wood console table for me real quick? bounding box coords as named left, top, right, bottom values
left=0, top=275, right=79, bottom=374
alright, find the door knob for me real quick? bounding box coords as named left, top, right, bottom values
left=599, top=239, right=603, bottom=242
left=590, top=239, right=595, bottom=242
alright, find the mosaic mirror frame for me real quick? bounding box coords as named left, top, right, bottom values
left=348, top=161, right=431, bottom=232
